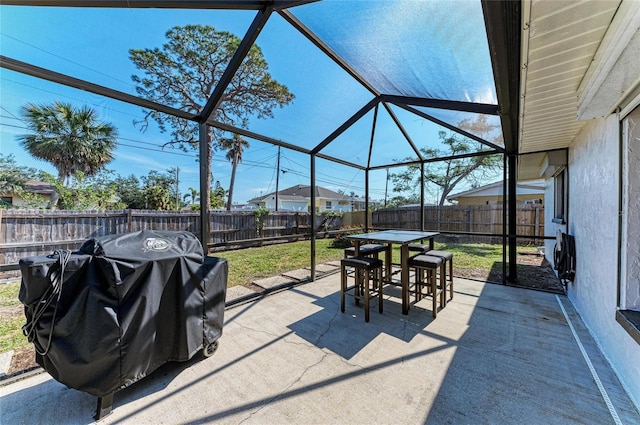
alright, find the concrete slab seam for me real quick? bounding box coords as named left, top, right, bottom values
left=232, top=315, right=321, bottom=352
left=556, top=295, right=623, bottom=425
left=312, top=304, right=341, bottom=347
left=243, top=352, right=329, bottom=422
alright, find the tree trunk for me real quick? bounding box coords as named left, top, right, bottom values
left=203, top=133, right=213, bottom=211
left=227, top=156, right=238, bottom=211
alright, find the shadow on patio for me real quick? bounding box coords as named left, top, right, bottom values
left=1, top=275, right=638, bottom=424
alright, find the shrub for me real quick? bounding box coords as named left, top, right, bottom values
left=254, top=206, right=269, bottom=236
left=329, top=224, right=363, bottom=248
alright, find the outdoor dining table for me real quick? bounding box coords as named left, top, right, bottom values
left=347, top=230, right=439, bottom=315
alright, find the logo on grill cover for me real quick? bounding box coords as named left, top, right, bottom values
left=143, top=238, right=171, bottom=251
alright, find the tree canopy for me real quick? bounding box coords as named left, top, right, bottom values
left=113, top=169, right=179, bottom=210
left=0, top=154, right=38, bottom=194
left=129, top=24, right=294, bottom=208
left=18, top=102, right=118, bottom=186
left=50, top=170, right=124, bottom=210
left=0, top=154, right=44, bottom=208
left=390, top=129, right=502, bottom=207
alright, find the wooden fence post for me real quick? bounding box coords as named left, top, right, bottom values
left=127, top=209, right=132, bottom=233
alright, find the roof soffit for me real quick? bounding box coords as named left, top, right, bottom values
left=577, top=0, right=640, bottom=119
left=519, top=0, right=620, bottom=154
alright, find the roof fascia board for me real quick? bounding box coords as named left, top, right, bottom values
left=380, top=94, right=499, bottom=115
left=278, top=9, right=380, bottom=97
left=519, top=0, right=532, bottom=155
left=577, top=0, right=640, bottom=120
left=311, top=97, right=380, bottom=154
left=0, top=55, right=198, bottom=121
left=382, top=102, right=423, bottom=160
left=395, top=103, right=505, bottom=152
left=481, top=0, right=521, bottom=155
left=448, top=181, right=543, bottom=200
left=199, top=7, right=272, bottom=122
left=448, top=181, right=502, bottom=199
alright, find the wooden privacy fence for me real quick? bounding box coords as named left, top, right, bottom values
left=0, top=209, right=346, bottom=268
left=373, top=204, right=544, bottom=243
left=0, top=205, right=543, bottom=269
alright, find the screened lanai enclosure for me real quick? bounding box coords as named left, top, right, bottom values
left=0, top=1, right=528, bottom=283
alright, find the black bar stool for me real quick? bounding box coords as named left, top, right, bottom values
left=408, top=243, right=430, bottom=252
left=408, top=254, right=445, bottom=318
left=345, top=243, right=391, bottom=281
left=344, top=243, right=389, bottom=259
left=340, top=256, right=384, bottom=322
left=425, top=250, right=454, bottom=305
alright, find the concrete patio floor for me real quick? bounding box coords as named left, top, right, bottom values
left=1, top=274, right=638, bottom=424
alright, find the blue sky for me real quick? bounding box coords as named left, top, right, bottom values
left=0, top=3, right=500, bottom=205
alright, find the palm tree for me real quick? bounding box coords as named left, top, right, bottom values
left=219, top=134, right=249, bottom=210
left=18, top=102, right=118, bottom=186
left=183, top=187, right=199, bottom=207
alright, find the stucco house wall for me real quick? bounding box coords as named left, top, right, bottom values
left=315, top=199, right=352, bottom=213
left=543, top=185, right=565, bottom=258
left=260, top=198, right=308, bottom=211
left=249, top=185, right=361, bottom=212
left=545, top=115, right=640, bottom=406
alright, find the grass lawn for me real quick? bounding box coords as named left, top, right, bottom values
left=217, top=239, right=504, bottom=287
left=0, top=280, right=30, bottom=353
left=217, top=239, right=345, bottom=287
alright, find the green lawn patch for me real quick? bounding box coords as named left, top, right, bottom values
left=217, top=239, right=344, bottom=287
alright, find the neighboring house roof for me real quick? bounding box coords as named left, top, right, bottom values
left=447, top=180, right=544, bottom=202
left=0, top=180, right=57, bottom=197
left=398, top=203, right=436, bottom=208
left=24, top=180, right=57, bottom=195
left=248, top=185, right=356, bottom=204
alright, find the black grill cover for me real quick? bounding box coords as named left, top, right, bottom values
left=19, top=230, right=227, bottom=397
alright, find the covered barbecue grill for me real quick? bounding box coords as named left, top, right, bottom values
left=18, top=230, right=227, bottom=419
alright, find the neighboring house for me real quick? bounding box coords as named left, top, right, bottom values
left=517, top=2, right=640, bottom=406
left=230, top=203, right=257, bottom=211
left=248, top=185, right=365, bottom=212
left=447, top=180, right=544, bottom=205
left=0, top=180, right=56, bottom=208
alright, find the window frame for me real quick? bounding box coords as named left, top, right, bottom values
left=618, top=102, right=640, bottom=344
left=552, top=168, right=566, bottom=223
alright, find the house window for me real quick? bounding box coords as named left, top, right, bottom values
left=0, top=196, right=12, bottom=207
left=325, top=201, right=332, bottom=210
left=553, top=168, right=566, bottom=223
left=618, top=104, right=640, bottom=344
